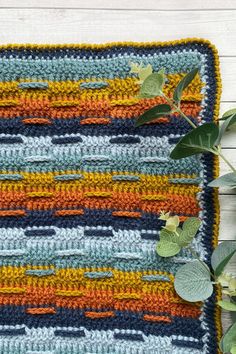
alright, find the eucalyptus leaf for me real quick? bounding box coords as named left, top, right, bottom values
left=216, top=113, right=236, bottom=145
left=208, top=173, right=236, bottom=188
left=178, top=217, right=201, bottom=247
left=220, top=322, right=236, bottom=353
left=170, top=123, right=219, bottom=159
left=220, top=108, right=236, bottom=120
left=156, top=229, right=181, bottom=257
left=135, top=103, right=171, bottom=127
left=139, top=71, right=165, bottom=98
left=174, top=260, right=213, bottom=302
left=231, top=345, right=236, bottom=354
left=173, top=68, right=199, bottom=103
left=156, top=239, right=181, bottom=257
left=138, top=64, right=153, bottom=83
left=211, top=241, right=236, bottom=277
left=218, top=300, right=236, bottom=312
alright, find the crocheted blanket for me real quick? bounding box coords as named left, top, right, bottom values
left=0, top=39, right=221, bottom=354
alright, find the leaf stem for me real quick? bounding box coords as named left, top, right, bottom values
left=215, top=148, right=236, bottom=173
left=187, top=246, right=216, bottom=280
left=162, top=93, right=197, bottom=129
left=162, top=92, right=236, bottom=175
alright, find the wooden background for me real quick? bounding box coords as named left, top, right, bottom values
left=0, top=0, right=235, bottom=332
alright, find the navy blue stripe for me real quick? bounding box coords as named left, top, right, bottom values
left=0, top=306, right=205, bottom=339
left=24, top=229, right=56, bottom=237
left=0, top=116, right=194, bottom=137
left=51, top=136, right=83, bottom=144
left=141, top=232, right=159, bottom=240
left=172, top=339, right=203, bottom=350
left=54, top=329, right=85, bottom=337
left=0, top=136, right=23, bottom=144
left=109, top=136, right=141, bottom=144
left=0, top=328, right=26, bottom=336
left=0, top=41, right=215, bottom=61
left=114, top=333, right=144, bottom=341
left=84, top=229, right=114, bottom=237
left=0, top=209, right=195, bottom=230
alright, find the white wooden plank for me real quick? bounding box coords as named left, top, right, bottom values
left=1, top=0, right=236, bottom=10
left=0, top=9, right=235, bottom=56
left=220, top=194, right=236, bottom=240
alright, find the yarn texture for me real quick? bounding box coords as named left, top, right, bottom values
left=0, top=39, right=221, bottom=354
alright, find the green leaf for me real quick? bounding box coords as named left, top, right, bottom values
left=216, top=114, right=236, bottom=145
left=220, top=322, right=236, bottom=353
left=135, top=103, right=171, bottom=127
left=173, top=68, right=199, bottom=103
left=156, top=239, right=181, bottom=257
left=178, top=217, right=201, bottom=247
left=208, top=172, right=236, bottom=188
left=218, top=300, right=236, bottom=311
left=174, top=260, right=213, bottom=302
left=231, top=345, right=236, bottom=354
left=156, top=229, right=181, bottom=257
left=211, top=241, right=236, bottom=277
left=138, top=64, right=153, bottom=83
left=170, top=123, right=219, bottom=159
left=139, top=71, right=165, bottom=98
left=220, top=108, right=236, bottom=120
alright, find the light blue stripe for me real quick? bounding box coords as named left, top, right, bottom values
left=0, top=51, right=201, bottom=81
left=0, top=227, right=203, bottom=271
left=142, top=274, right=170, bottom=282
left=25, top=269, right=55, bottom=276
left=80, top=81, right=108, bottom=89
left=84, top=271, right=113, bottom=279
left=0, top=326, right=206, bottom=354
left=169, top=177, right=202, bottom=185
left=0, top=174, right=23, bottom=180
left=18, top=82, right=48, bottom=89
left=54, top=174, right=84, bottom=181
left=112, top=175, right=140, bottom=181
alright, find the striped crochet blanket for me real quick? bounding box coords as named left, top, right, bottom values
left=0, top=39, right=221, bottom=354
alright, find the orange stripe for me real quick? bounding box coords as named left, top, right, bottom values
left=0, top=287, right=201, bottom=318
left=112, top=211, right=141, bottom=218
left=26, top=307, right=56, bottom=315
left=143, top=314, right=172, bottom=323
left=80, top=118, right=111, bottom=125
left=85, top=311, right=115, bottom=319
left=0, top=98, right=201, bottom=120
left=54, top=209, right=84, bottom=216
left=0, top=191, right=200, bottom=216
left=0, top=210, right=25, bottom=217
left=22, top=118, right=51, bottom=125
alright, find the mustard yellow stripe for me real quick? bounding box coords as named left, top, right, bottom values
left=0, top=38, right=218, bottom=52
left=0, top=266, right=174, bottom=293
left=0, top=74, right=203, bottom=102
left=0, top=171, right=201, bottom=196
left=211, top=48, right=223, bottom=354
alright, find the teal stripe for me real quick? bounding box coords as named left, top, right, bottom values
left=25, top=269, right=55, bottom=277
left=0, top=52, right=201, bottom=81
left=0, top=152, right=200, bottom=174
left=0, top=244, right=193, bottom=273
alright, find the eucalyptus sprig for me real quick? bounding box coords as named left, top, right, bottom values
left=131, top=63, right=236, bottom=353
left=131, top=64, right=236, bottom=187
left=157, top=213, right=236, bottom=353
